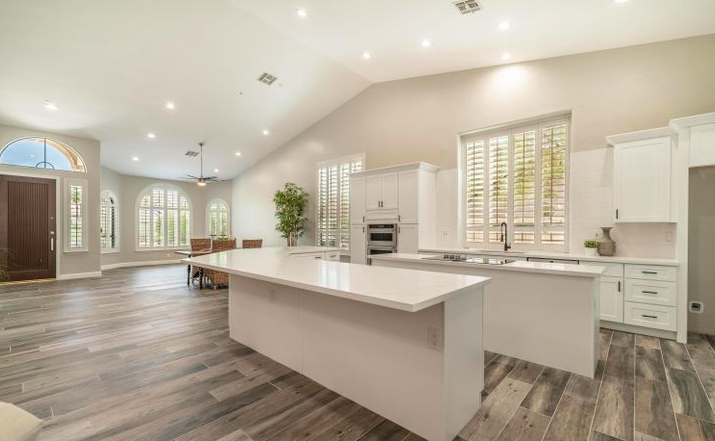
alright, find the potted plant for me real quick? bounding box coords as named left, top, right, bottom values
left=274, top=183, right=309, bottom=247
left=583, top=239, right=600, bottom=257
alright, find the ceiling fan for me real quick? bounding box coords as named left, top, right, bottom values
left=181, top=142, right=218, bottom=186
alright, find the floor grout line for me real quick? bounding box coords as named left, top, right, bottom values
left=659, top=337, right=684, bottom=441
left=587, top=330, right=614, bottom=441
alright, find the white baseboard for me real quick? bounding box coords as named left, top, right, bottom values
left=57, top=271, right=103, bottom=280
left=101, top=259, right=182, bottom=271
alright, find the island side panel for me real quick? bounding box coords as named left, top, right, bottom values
left=300, top=291, right=459, bottom=441
left=228, top=274, right=303, bottom=372
left=443, top=288, right=484, bottom=441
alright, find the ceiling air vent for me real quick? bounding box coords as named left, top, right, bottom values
left=258, top=72, right=278, bottom=86
left=453, top=0, right=481, bottom=14
left=185, top=150, right=199, bottom=157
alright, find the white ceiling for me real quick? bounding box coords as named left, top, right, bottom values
left=0, top=0, right=713, bottom=180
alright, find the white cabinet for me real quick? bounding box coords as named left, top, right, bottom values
left=350, top=225, right=366, bottom=264
left=611, top=135, right=673, bottom=223
left=350, top=176, right=366, bottom=224
left=600, top=276, right=624, bottom=323
left=398, top=170, right=418, bottom=223
left=366, top=173, right=398, bottom=211
left=397, top=224, right=419, bottom=254
left=690, top=122, right=715, bottom=167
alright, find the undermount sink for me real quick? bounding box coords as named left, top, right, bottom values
left=462, top=249, right=525, bottom=255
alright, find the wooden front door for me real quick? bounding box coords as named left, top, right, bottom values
left=0, top=175, right=56, bottom=281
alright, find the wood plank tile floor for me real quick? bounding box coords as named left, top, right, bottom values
left=1, top=264, right=714, bottom=441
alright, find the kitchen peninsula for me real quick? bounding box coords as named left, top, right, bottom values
left=370, top=252, right=605, bottom=378
left=184, top=246, right=490, bottom=441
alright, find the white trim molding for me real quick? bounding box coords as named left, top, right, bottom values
left=57, top=271, right=102, bottom=280
left=101, top=259, right=182, bottom=271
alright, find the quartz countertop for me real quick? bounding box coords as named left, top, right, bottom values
left=369, top=253, right=605, bottom=278
left=184, top=247, right=490, bottom=312
left=418, top=247, right=679, bottom=266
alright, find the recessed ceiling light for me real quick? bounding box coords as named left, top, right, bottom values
left=498, top=21, right=510, bottom=31
left=296, top=8, right=307, bottom=18
left=132, top=156, right=139, bottom=161
left=421, top=39, right=431, bottom=48
left=362, top=51, right=371, bottom=60
left=263, top=129, right=270, bottom=136
left=501, top=52, right=512, bottom=60
left=214, top=168, right=219, bottom=173
left=165, top=102, right=175, bottom=110
left=235, top=152, right=242, bottom=157
left=147, top=133, right=156, bottom=139
left=44, top=100, right=58, bottom=111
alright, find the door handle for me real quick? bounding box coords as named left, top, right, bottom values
left=50, top=238, right=54, bottom=251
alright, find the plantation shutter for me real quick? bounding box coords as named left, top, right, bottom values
left=488, top=135, right=509, bottom=243
left=465, top=138, right=486, bottom=243
left=316, top=156, right=363, bottom=250
left=540, top=123, right=568, bottom=245
left=513, top=129, right=537, bottom=244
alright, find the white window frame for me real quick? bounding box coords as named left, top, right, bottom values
left=460, top=115, right=570, bottom=252
left=64, top=177, right=88, bottom=252
left=206, top=198, right=230, bottom=237
left=315, top=153, right=365, bottom=251
left=135, top=184, right=192, bottom=251
left=100, top=190, right=119, bottom=253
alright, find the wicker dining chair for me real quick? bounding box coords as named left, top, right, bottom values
left=242, top=239, right=263, bottom=249
left=189, top=238, right=212, bottom=286
left=204, top=238, right=237, bottom=289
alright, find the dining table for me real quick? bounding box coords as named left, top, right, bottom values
left=174, top=249, right=212, bottom=289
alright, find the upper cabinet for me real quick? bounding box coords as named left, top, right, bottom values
left=397, top=169, right=418, bottom=223
left=366, top=172, right=398, bottom=211
left=689, top=123, right=715, bottom=168
left=607, top=128, right=675, bottom=223
left=350, top=176, right=366, bottom=224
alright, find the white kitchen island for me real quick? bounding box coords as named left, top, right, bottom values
left=371, top=253, right=605, bottom=378
left=184, top=247, right=490, bottom=441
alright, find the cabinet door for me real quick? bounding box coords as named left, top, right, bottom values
left=690, top=123, right=715, bottom=167
left=613, top=137, right=671, bottom=222
left=365, top=176, right=383, bottom=211
left=350, top=225, right=367, bottom=264
left=397, top=224, right=419, bottom=254
left=600, top=276, right=624, bottom=323
left=350, top=176, right=366, bottom=224
left=382, top=172, right=399, bottom=210
left=398, top=170, right=418, bottom=223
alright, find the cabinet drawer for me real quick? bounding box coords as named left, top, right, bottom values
left=624, top=302, right=676, bottom=331
left=365, top=209, right=399, bottom=221
left=592, top=262, right=624, bottom=278
left=625, top=264, right=677, bottom=282
left=625, top=279, right=676, bottom=307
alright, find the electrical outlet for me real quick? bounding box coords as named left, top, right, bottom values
left=689, top=301, right=704, bottom=314
left=427, top=327, right=442, bottom=351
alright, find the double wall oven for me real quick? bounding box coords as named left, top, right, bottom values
left=366, top=223, right=397, bottom=256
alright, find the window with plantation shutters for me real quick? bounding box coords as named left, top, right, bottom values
left=462, top=116, right=569, bottom=250
left=100, top=190, right=118, bottom=251
left=137, top=185, right=191, bottom=250
left=316, top=155, right=364, bottom=250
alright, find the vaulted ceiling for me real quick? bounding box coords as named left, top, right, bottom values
left=0, top=0, right=713, bottom=180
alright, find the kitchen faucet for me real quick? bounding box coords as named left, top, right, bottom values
left=500, top=222, right=511, bottom=252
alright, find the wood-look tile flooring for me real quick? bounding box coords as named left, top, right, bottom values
left=1, top=265, right=714, bottom=441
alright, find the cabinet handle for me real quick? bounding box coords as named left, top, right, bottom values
left=641, top=271, right=658, bottom=275
left=398, top=227, right=401, bottom=234
left=641, top=314, right=658, bottom=320
left=642, top=290, right=659, bottom=295
left=616, top=209, right=619, bottom=219
left=398, top=215, right=401, bottom=222
left=618, top=281, right=621, bottom=292
left=363, top=226, right=365, bottom=233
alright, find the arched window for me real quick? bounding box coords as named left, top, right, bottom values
left=0, top=137, right=86, bottom=172
left=207, top=199, right=230, bottom=237
left=100, top=190, right=118, bottom=251
left=137, top=185, right=191, bottom=249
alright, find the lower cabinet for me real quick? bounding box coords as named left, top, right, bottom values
left=600, top=276, right=624, bottom=323
left=624, top=302, right=677, bottom=331
left=397, top=224, right=419, bottom=254
left=350, top=225, right=367, bottom=265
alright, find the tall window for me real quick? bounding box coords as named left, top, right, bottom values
left=69, top=185, right=83, bottom=248
left=207, top=199, right=229, bottom=237
left=100, top=190, right=118, bottom=251
left=137, top=185, right=191, bottom=249
left=316, top=155, right=364, bottom=250
left=463, top=117, right=569, bottom=250
left=64, top=178, right=88, bottom=252
left=0, top=137, right=86, bottom=172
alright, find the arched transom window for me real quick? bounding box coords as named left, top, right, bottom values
left=207, top=199, right=229, bottom=237
left=0, top=137, right=86, bottom=172
left=137, top=185, right=191, bottom=249
left=100, top=190, right=118, bottom=251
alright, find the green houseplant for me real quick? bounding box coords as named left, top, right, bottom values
left=584, top=239, right=600, bottom=257
left=274, top=183, right=309, bottom=247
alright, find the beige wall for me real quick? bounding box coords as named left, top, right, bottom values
left=100, top=167, right=233, bottom=267
left=0, top=124, right=101, bottom=276
left=688, top=167, right=715, bottom=334
left=232, top=35, right=715, bottom=254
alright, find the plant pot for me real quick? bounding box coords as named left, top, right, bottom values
left=597, top=227, right=616, bottom=257
left=287, top=232, right=298, bottom=247
left=584, top=248, right=598, bottom=257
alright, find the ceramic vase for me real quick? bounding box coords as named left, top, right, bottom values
left=597, top=227, right=616, bottom=256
